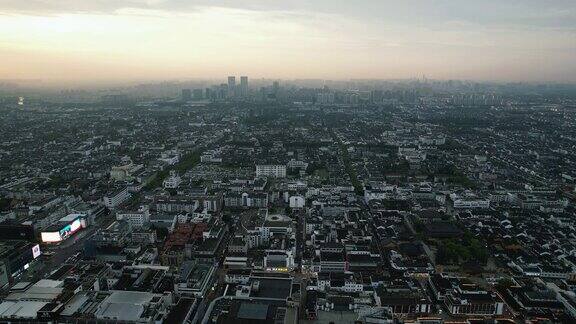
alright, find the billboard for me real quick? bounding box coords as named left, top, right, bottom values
left=41, top=231, right=62, bottom=243
left=41, top=215, right=87, bottom=243
left=69, top=219, right=82, bottom=233
left=32, top=244, right=41, bottom=259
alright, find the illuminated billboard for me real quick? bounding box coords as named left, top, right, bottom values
left=32, top=244, right=41, bottom=259
left=41, top=231, right=62, bottom=243
left=69, top=219, right=82, bottom=233
left=40, top=214, right=87, bottom=243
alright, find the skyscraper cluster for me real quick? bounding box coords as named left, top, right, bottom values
left=228, top=75, right=248, bottom=98
left=181, top=76, right=249, bottom=102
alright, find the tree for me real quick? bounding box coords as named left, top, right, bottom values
left=0, top=197, right=11, bottom=211
left=496, top=278, right=514, bottom=290
left=154, top=227, right=169, bottom=240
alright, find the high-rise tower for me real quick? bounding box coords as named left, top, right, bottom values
left=227, top=76, right=236, bottom=98
left=240, top=76, right=248, bottom=97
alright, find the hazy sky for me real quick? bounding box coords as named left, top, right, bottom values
left=1, top=0, right=575, bottom=84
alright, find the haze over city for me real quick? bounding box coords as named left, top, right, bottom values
left=5, top=2, right=576, bottom=324
left=1, top=0, right=576, bottom=85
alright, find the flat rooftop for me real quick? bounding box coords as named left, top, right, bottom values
left=249, top=277, right=293, bottom=300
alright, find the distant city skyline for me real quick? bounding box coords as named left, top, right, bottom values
left=1, top=0, right=575, bottom=84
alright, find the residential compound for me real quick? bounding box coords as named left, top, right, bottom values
left=1, top=79, right=576, bottom=323
left=256, top=164, right=287, bottom=178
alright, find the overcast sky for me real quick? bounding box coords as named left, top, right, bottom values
left=1, top=0, right=575, bottom=84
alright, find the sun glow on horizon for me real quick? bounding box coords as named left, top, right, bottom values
left=0, top=1, right=575, bottom=83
